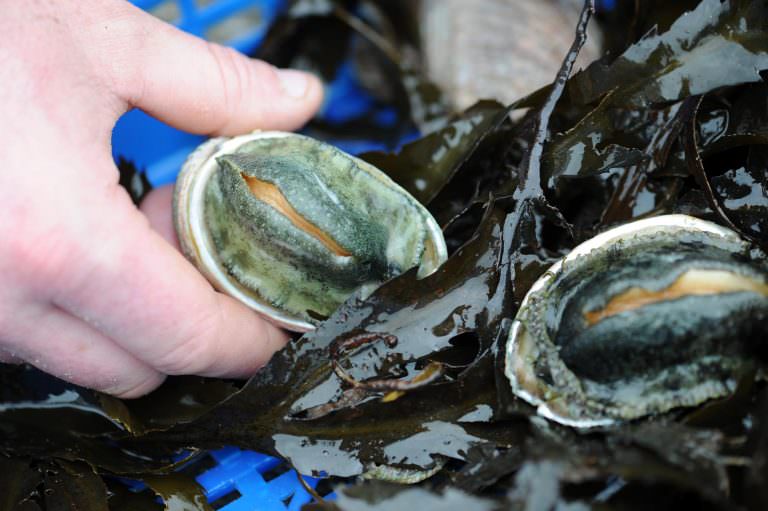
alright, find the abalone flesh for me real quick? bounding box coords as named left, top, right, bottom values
left=505, top=215, right=768, bottom=427
left=174, top=131, right=447, bottom=332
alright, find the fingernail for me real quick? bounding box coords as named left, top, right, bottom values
left=277, top=69, right=309, bottom=98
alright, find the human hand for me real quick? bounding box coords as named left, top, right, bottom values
left=0, top=0, right=323, bottom=397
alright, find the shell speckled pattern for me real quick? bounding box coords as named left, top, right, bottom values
left=174, top=131, right=447, bottom=332
left=505, top=215, right=768, bottom=428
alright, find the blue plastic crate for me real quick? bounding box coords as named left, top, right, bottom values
left=196, top=447, right=332, bottom=510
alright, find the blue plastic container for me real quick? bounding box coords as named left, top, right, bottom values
left=195, top=447, right=328, bottom=510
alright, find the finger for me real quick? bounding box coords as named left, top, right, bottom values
left=140, top=185, right=178, bottom=250
left=4, top=303, right=165, bottom=398
left=54, top=187, right=290, bottom=379
left=103, top=4, right=323, bottom=135
left=0, top=348, right=23, bottom=365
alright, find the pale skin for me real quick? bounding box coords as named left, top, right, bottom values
left=0, top=0, right=323, bottom=397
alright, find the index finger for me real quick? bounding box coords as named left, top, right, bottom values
left=85, top=1, right=323, bottom=135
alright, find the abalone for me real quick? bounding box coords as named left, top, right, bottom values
left=174, top=131, right=447, bottom=332
left=505, top=215, right=768, bottom=427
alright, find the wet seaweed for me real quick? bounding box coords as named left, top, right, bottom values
left=116, top=157, right=153, bottom=205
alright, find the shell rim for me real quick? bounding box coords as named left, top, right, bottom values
left=174, top=130, right=448, bottom=332
left=504, top=214, right=748, bottom=428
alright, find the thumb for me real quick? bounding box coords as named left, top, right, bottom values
left=98, top=3, right=323, bottom=135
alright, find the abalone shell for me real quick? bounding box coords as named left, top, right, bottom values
left=505, top=215, right=768, bottom=427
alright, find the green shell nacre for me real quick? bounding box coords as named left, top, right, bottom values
left=174, top=132, right=447, bottom=331
left=505, top=215, right=768, bottom=428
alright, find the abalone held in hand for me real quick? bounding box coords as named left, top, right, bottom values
left=174, top=131, right=447, bottom=332
left=505, top=215, right=768, bottom=428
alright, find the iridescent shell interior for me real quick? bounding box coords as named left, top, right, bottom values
left=174, top=131, right=447, bottom=332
